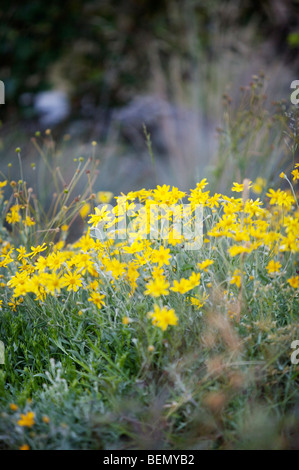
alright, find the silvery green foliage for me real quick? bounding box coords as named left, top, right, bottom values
left=42, top=358, right=68, bottom=399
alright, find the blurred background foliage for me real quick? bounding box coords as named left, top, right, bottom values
left=0, top=0, right=299, bottom=193
left=1, top=0, right=299, bottom=116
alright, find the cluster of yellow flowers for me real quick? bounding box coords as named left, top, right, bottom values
left=8, top=405, right=51, bottom=450
left=1, top=168, right=298, bottom=331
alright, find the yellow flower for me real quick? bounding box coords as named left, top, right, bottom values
left=35, top=255, right=48, bottom=273
left=45, top=273, right=63, bottom=295
left=171, top=278, right=192, bottom=294
left=153, top=184, right=172, bottom=204
left=189, top=293, right=208, bottom=308
left=198, top=259, right=214, bottom=271
left=73, top=231, right=95, bottom=251
left=29, top=243, right=47, bottom=258
left=266, top=188, right=281, bottom=205
left=148, top=304, right=178, bottom=331
left=151, top=246, right=171, bottom=267
left=61, top=270, right=82, bottom=292
left=252, top=177, right=266, bottom=194
left=6, top=205, right=20, bottom=224
left=80, top=203, right=91, bottom=219
left=230, top=270, right=242, bottom=288
left=54, top=241, right=65, bottom=252
left=266, top=189, right=294, bottom=209
left=42, top=415, right=50, bottom=424
left=18, top=411, right=35, bottom=428
left=61, top=224, right=68, bottom=232
left=231, top=182, right=244, bottom=192
left=25, top=216, right=35, bottom=227
left=7, top=271, right=31, bottom=297
left=144, top=277, right=170, bottom=297
left=244, top=198, right=265, bottom=217
left=167, top=229, right=183, bottom=246
left=9, top=403, right=18, bottom=411
left=266, top=260, right=282, bottom=274
left=122, top=316, right=131, bottom=325
left=195, top=178, right=208, bottom=191
left=292, top=168, right=299, bottom=181
left=188, top=272, right=201, bottom=289
left=287, top=276, right=299, bottom=288
left=47, top=252, right=65, bottom=271
left=228, top=245, right=251, bottom=257
left=73, top=252, right=94, bottom=275
left=125, top=263, right=139, bottom=293
left=16, top=246, right=28, bottom=261
left=97, top=191, right=113, bottom=203
left=88, top=280, right=99, bottom=291
left=207, top=193, right=221, bottom=208
left=104, top=258, right=126, bottom=279
left=88, top=205, right=112, bottom=228
left=19, top=444, right=30, bottom=450
left=88, top=292, right=105, bottom=308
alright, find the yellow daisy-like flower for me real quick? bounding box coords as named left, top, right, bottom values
left=88, top=205, right=111, bottom=228
left=16, top=246, right=28, bottom=261
left=6, top=205, right=20, bottom=224
left=198, top=259, right=214, bottom=271
left=189, top=293, right=208, bottom=308
left=195, top=178, right=208, bottom=191
left=151, top=246, right=171, bottom=267
left=188, top=272, right=201, bottom=289
left=231, top=181, right=252, bottom=193
left=230, top=270, right=242, bottom=288
left=252, top=177, right=266, bottom=194
left=45, top=273, right=63, bottom=295
left=61, top=270, right=82, bottom=292
left=171, top=278, right=192, bottom=294
left=9, top=403, right=18, bottom=411
left=97, top=191, right=114, bottom=203
left=231, top=182, right=244, bottom=192
left=148, top=304, right=178, bottom=331
left=80, top=203, right=91, bottom=219
left=153, top=184, right=172, bottom=204
left=25, top=216, right=35, bottom=227
left=292, top=169, right=299, bottom=181
left=144, top=277, right=170, bottom=297
left=88, top=292, right=105, bottom=309
left=266, top=188, right=294, bottom=209
left=228, top=245, right=251, bottom=257
left=19, top=444, right=30, bottom=450
left=287, top=276, right=299, bottom=288
left=266, top=260, right=282, bottom=275
left=17, top=411, right=35, bottom=428
left=29, top=243, right=47, bottom=258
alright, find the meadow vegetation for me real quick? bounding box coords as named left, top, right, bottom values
left=0, top=83, right=298, bottom=450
